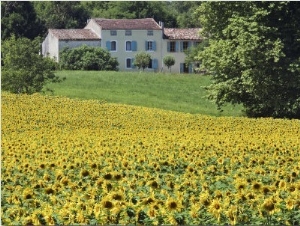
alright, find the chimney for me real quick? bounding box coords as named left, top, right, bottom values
left=160, top=21, right=165, bottom=39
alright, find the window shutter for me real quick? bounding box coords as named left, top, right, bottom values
left=167, top=42, right=170, bottom=52
left=180, top=63, right=184, bottom=73
left=106, top=41, right=111, bottom=51
left=188, top=41, right=192, bottom=48
left=145, top=41, right=148, bottom=50
left=131, top=58, right=135, bottom=69
left=132, top=41, right=137, bottom=51
left=152, top=41, right=156, bottom=51
left=175, top=41, right=179, bottom=52
left=152, top=59, right=158, bottom=69
left=180, top=41, right=183, bottom=52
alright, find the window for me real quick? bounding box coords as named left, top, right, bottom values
left=148, top=59, right=153, bottom=69
left=183, top=41, right=189, bottom=51
left=147, top=30, right=153, bottom=36
left=126, top=58, right=135, bottom=69
left=126, top=41, right=132, bottom=51
left=106, top=41, right=117, bottom=51
left=148, top=59, right=158, bottom=69
left=125, top=30, right=132, bottom=36
left=110, top=30, right=117, bottom=36
left=111, top=41, right=116, bottom=51
left=125, top=41, right=137, bottom=51
left=145, top=41, right=156, bottom=51
left=169, top=41, right=176, bottom=52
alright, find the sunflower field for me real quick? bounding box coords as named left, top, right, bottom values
left=1, top=92, right=300, bottom=225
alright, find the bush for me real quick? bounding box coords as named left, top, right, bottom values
left=59, top=45, right=119, bottom=71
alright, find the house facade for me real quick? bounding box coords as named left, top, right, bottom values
left=42, top=18, right=202, bottom=73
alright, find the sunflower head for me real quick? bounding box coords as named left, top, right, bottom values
left=165, top=197, right=183, bottom=212
left=262, top=198, right=275, bottom=213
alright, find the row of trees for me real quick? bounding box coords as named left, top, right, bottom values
left=1, top=1, right=201, bottom=41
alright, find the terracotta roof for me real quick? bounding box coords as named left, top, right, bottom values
left=93, top=18, right=161, bottom=30
left=49, top=29, right=100, bottom=40
left=164, top=28, right=202, bottom=40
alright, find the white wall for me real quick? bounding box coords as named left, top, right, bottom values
left=101, top=29, right=164, bottom=72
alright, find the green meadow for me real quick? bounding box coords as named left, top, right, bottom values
left=45, top=70, right=244, bottom=117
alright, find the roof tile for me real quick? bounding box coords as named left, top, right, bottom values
left=49, top=29, right=100, bottom=40
left=164, top=28, right=202, bottom=40
left=93, top=18, right=161, bottom=30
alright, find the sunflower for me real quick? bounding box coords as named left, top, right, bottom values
left=199, top=192, right=211, bottom=207
left=261, top=198, right=275, bottom=214
left=285, top=198, right=294, bottom=210
left=208, top=198, right=222, bottom=222
left=101, top=197, right=114, bottom=209
left=22, top=187, right=34, bottom=200
left=252, top=181, right=262, bottom=192
left=226, top=205, right=238, bottom=225
left=165, top=196, right=183, bottom=212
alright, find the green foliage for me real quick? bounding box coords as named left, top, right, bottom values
left=163, top=55, right=175, bottom=72
left=81, top=1, right=178, bottom=27
left=170, top=1, right=202, bottom=28
left=196, top=2, right=300, bottom=118
left=33, top=1, right=89, bottom=29
left=1, top=1, right=45, bottom=40
left=1, top=36, right=62, bottom=94
left=133, top=52, right=151, bottom=71
left=59, top=45, right=118, bottom=71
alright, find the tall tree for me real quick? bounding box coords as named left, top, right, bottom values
left=1, top=1, right=45, bottom=40
left=196, top=2, right=300, bottom=118
left=170, top=1, right=202, bottom=28
left=34, top=1, right=89, bottom=29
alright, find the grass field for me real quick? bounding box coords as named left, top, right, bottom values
left=45, top=70, right=244, bottom=117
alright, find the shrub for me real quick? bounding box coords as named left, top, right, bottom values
left=59, top=45, right=119, bottom=71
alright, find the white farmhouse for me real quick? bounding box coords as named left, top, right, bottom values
left=42, top=18, right=202, bottom=73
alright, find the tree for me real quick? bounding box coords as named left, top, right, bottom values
left=196, top=2, right=300, bottom=118
left=163, top=55, right=175, bottom=72
left=1, top=1, right=45, bottom=40
left=59, top=45, right=119, bottom=71
left=169, top=1, right=202, bottom=28
left=81, top=1, right=177, bottom=27
left=33, top=1, right=89, bottom=29
left=133, top=52, right=151, bottom=71
left=1, top=36, right=62, bottom=94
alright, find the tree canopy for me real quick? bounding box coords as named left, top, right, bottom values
left=1, top=36, right=62, bottom=94
left=196, top=1, right=300, bottom=118
left=1, top=1, right=45, bottom=40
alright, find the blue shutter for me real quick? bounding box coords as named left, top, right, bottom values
left=106, top=41, right=111, bottom=51
left=132, top=41, right=137, bottom=51
left=131, top=58, right=135, bottom=69
left=152, top=59, right=158, bottom=69
left=152, top=41, right=156, bottom=51
left=188, top=41, right=192, bottom=48
left=145, top=41, right=148, bottom=51
left=189, top=64, right=193, bottom=73
left=180, top=63, right=184, bottom=73
left=180, top=41, right=183, bottom=52
left=167, top=42, right=170, bottom=52
left=175, top=41, right=179, bottom=52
